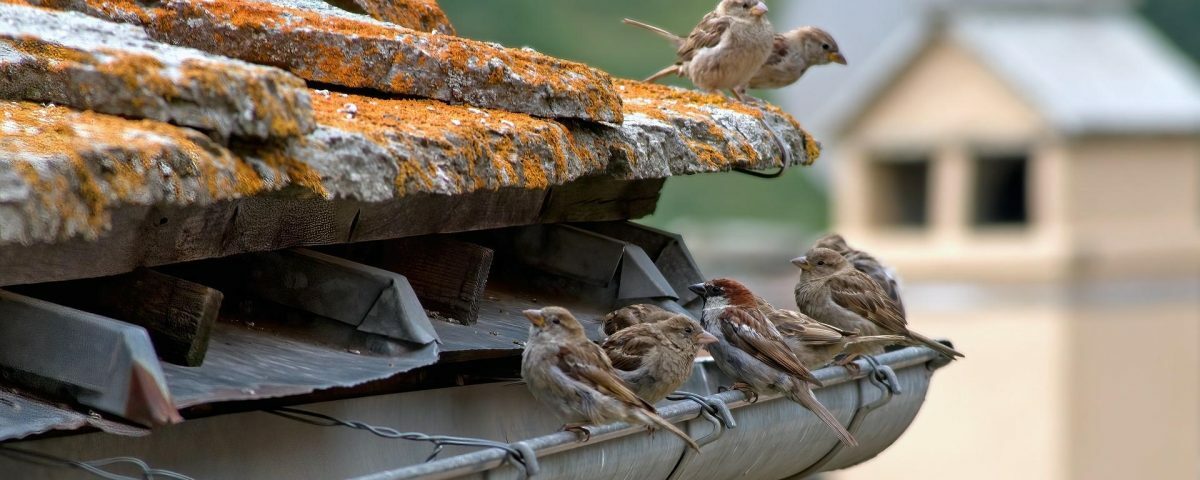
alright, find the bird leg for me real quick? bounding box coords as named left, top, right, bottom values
left=732, top=87, right=766, bottom=104
left=835, top=354, right=863, bottom=375
left=719, top=382, right=759, bottom=403
left=561, top=423, right=593, bottom=442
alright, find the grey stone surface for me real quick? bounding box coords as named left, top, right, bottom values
left=20, top=0, right=624, bottom=123
left=0, top=4, right=314, bottom=140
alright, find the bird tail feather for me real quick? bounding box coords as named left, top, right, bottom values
left=788, top=382, right=858, bottom=448
left=844, top=335, right=907, bottom=349
left=643, top=411, right=701, bottom=452
left=908, top=330, right=964, bottom=359
left=622, top=18, right=683, bottom=46
left=644, top=65, right=680, bottom=84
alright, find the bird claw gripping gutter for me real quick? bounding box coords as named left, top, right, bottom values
left=665, top=391, right=737, bottom=430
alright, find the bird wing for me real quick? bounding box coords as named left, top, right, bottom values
left=776, top=319, right=848, bottom=346
left=718, top=307, right=822, bottom=385
left=557, top=345, right=655, bottom=411
left=601, top=326, right=659, bottom=371
left=678, top=13, right=732, bottom=62
left=827, top=271, right=908, bottom=333
left=762, top=34, right=788, bottom=67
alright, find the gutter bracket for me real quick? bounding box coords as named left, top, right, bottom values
left=664, top=393, right=729, bottom=480
left=795, top=358, right=899, bottom=478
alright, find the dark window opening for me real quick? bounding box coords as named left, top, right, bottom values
left=870, top=155, right=930, bottom=228
left=973, top=153, right=1029, bottom=226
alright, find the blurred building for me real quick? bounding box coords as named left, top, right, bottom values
left=780, top=2, right=1200, bottom=480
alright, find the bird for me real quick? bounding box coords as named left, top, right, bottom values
left=601, top=314, right=718, bottom=403
left=624, top=0, right=774, bottom=102
left=623, top=19, right=846, bottom=96
left=689, top=279, right=858, bottom=447
left=754, top=296, right=906, bottom=370
left=813, top=234, right=905, bottom=316
left=520, top=307, right=700, bottom=452
left=793, top=248, right=964, bottom=363
left=747, top=26, right=846, bottom=91
left=599, top=303, right=678, bottom=337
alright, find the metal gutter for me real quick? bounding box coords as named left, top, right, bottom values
left=351, top=345, right=946, bottom=480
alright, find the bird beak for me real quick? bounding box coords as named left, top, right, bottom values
left=697, top=331, right=719, bottom=345
left=791, top=256, right=811, bottom=270
left=522, top=309, right=546, bottom=328
left=828, top=52, right=847, bottom=65
left=751, top=2, right=768, bottom=17
left=687, top=283, right=708, bottom=297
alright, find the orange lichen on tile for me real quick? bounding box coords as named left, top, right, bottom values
left=353, top=0, right=454, bottom=35
left=0, top=102, right=267, bottom=238
left=3, top=36, right=96, bottom=65
left=309, top=90, right=604, bottom=193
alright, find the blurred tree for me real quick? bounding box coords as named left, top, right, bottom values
left=439, top=1, right=830, bottom=231
left=1142, top=0, right=1200, bottom=63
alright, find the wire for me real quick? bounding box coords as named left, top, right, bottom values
left=734, top=102, right=795, bottom=179
left=265, top=407, right=538, bottom=477
left=0, top=445, right=194, bottom=480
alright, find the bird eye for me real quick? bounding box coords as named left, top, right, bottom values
left=551, top=318, right=561, bottom=325
left=817, top=261, right=825, bottom=266
left=822, top=44, right=831, bottom=51
left=685, top=328, right=693, bottom=334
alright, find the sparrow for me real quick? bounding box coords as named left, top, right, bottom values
left=625, top=0, right=774, bottom=102
left=520, top=307, right=700, bottom=452
left=754, top=296, right=906, bottom=369
left=747, top=26, right=846, bottom=90
left=601, top=314, right=718, bottom=404
left=689, top=279, right=858, bottom=447
left=599, top=304, right=678, bottom=337
left=792, top=248, right=964, bottom=361
left=813, top=234, right=905, bottom=316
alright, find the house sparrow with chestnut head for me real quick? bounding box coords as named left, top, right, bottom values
left=690, top=279, right=858, bottom=447
left=521, top=307, right=700, bottom=452
left=626, top=0, right=774, bottom=102
left=602, top=314, right=717, bottom=403
left=753, top=296, right=902, bottom=367
left=793, top=248, right=964, bottom=361
left=813, top=234, right=905, bottom=315
left=599, top=304, right=677, bottom=337
left=748, top=27, right=846, bottom=90
left=754, top=296, right=905, bottom=369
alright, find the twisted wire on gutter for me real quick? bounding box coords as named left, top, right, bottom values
left=0, top=445, right=194, bottom=480
left=266, top=407, right=538, bottom=477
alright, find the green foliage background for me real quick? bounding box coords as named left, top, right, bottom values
left=439, top=0, right=831, bottom=231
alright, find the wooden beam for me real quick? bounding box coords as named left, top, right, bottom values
left=0, top=179, right=663, bottom=288
left=13, top=269, right=222, bottom=367
left=326, top=238, right=494, bottom=325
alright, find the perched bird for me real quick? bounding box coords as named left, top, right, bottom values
left=625, top=0, right=774, bottom=102
left=601, top=314, right=717, bottom=403
left=754, top=296, right=905, bottom=370
left=599, top=304, right=677, bottom=337
left=690, top=279, right=858, bottom=447
left=813, top=234, right=905, bottom=315
left=520, top=307, right=700, bottom=452
left=793, top=248, right=964, bottom=362
left=747, top=26, right=846, bottom=90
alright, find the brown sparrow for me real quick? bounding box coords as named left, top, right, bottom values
left=747, top=27, right=846, bottom=90
left=599, top=304, right=677, bottom=337
left=626, top=0, right=774, bottom=102
left=602, top=314, right=717, bottom=403
left=521, top=307, right=700, bottom=451
left=793, top=249, right=964, bottom=361
left=755, top=296, right=905, bottom=369
left=813, top=234, right=904, bottom=315
left=690, top=279, right=858, bottom=447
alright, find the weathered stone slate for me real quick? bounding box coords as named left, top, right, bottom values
left=349, top=0, right=455, bottom=34
left=16, top=0, right=623, bottom=123
left=0, top=4, right=314, bottom=140
left=0, top=101, right=277, bottom=245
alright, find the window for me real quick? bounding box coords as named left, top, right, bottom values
left=869, top=154, right=931, bottom=228
left=972, top=153, right=1029, bottom=227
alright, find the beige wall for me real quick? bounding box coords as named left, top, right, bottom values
left=827, top=31, right=1200, bottom=480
